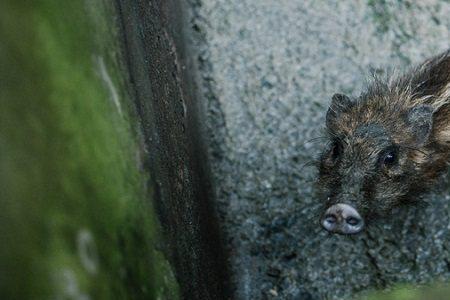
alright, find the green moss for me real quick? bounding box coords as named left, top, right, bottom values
left=362, top=284, right=450, bottom=300
left=0, top=1, right=179, bottom=299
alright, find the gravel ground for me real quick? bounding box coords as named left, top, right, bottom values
left=186, top=1, right=450, bottom=299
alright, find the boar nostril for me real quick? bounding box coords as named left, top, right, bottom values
left=322, top=213, right=338, bottom=232
left=324, top=214, right=337, bottom=224
left=345, top=216, right=360, bottom=226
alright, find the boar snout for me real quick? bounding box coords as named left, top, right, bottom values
left=321, top=203, right=364, bottom=235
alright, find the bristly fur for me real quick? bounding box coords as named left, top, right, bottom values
left=318, top=50, right=450, bottom=227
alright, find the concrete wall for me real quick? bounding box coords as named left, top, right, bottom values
left=115, top=0, right=230, bottom=298
left=187, top=0, right=450, bottom=299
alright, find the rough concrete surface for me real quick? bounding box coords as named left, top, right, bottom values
left=116, top=0, right=230, bottom=298
left=187, top=0, right=450, bottom=299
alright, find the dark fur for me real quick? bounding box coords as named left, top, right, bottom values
left=318, top=51, right=450, bottom=225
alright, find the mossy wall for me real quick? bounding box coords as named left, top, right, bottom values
left=0, top=1, right=179, bottom=298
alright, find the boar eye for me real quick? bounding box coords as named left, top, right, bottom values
left=380, top=148, right=398, bottom=168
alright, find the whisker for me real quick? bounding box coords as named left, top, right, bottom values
left=297, top=136, right=330, bottom=149
left=399, top=144, right=428, bottom=155
left=306, top=136, right=329, bottom=143
left=298, top=159, right=319, bottom=171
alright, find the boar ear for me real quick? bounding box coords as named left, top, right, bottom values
left=407, top=51, right=450, bottom=98
left=431, top=103, right=450, bottom=145
left=326, top=93, right=353, bottom=128
left=405, top=105, right=434, bottom=146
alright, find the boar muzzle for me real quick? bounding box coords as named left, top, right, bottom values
left=321, top=203, right=364, bottom=234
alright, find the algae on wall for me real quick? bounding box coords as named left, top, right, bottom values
left=0, top=1, right=179, bottom=298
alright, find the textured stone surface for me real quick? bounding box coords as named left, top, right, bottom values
left=116, top=0, right=230, bottom=298
left=187, top=0, right=450, bottom=299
